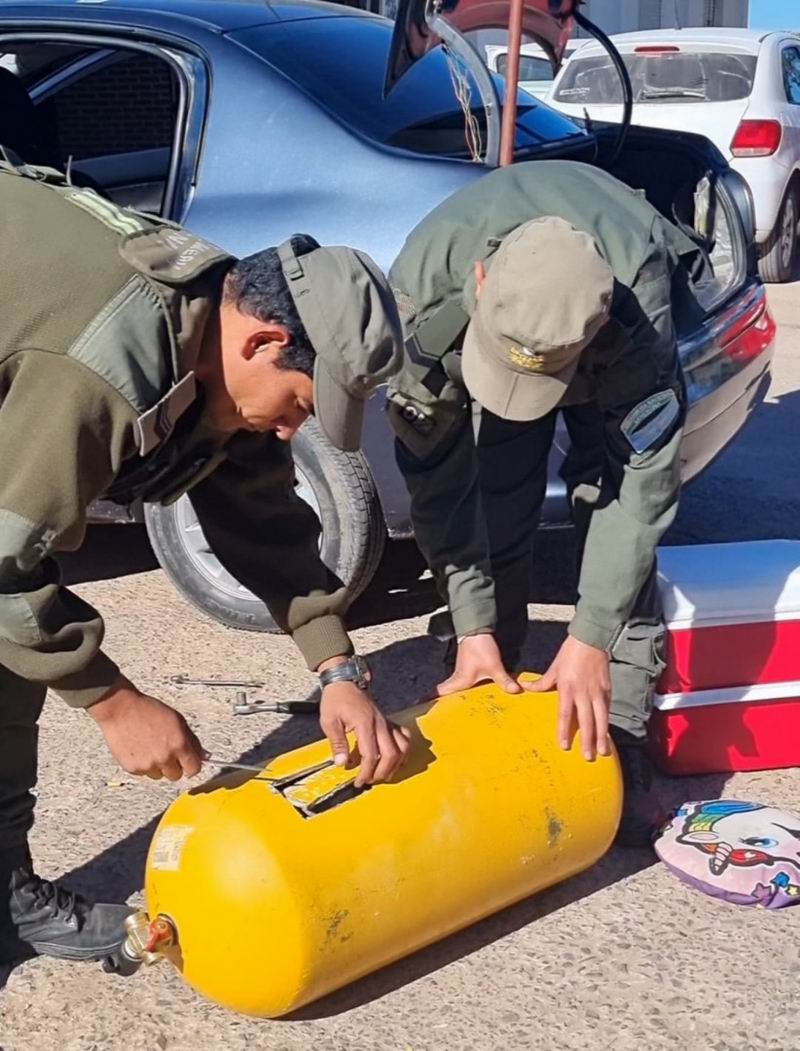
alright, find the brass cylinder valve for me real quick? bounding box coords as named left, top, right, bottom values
left=103, top=911, right=176, bottom=977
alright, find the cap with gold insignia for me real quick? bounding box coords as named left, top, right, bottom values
left=277, top=239, right=403, bottom=452
left=462, top=216, right=614, bottom=421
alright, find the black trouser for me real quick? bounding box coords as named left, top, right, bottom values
left=453, top=404, right=666, bottom=740
left=0, top=664, right=46, bottom=850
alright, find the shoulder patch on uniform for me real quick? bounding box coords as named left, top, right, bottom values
left=620, top=389, right=680, bottom=454
left=119, top=228, right=232, bottom=286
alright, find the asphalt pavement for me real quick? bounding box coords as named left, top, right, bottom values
left=0, top=283, right=798, bottom=1051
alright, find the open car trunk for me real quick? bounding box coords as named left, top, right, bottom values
left=597, top=122, right=752, bottom=318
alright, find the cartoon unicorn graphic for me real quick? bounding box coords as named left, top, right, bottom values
left=676, top=800, right=800, bottom=878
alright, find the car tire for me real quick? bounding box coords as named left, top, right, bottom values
left=144, top=420, right=386, bottom=632
left=758, top=185, right=798, bottom=284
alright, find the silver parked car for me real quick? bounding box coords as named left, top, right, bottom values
left=0, top=0, right=775, bottom=632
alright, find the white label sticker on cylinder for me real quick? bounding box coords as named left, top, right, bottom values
left=151, top=825, right=194, bottom=871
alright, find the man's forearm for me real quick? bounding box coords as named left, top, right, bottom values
left=0, top=566, right=121, bottom=707
left=292, top=612, right=354, bottom=671
left=570, top=424, right=683, bottom=651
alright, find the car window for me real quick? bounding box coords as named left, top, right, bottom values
left=232, top=19, right=585, bottom=159
left=0, top=42, right=87, bottom=84
left=782, top=46, right=800, bottom=105
left=0, top=40, right=181, bottom=215
left=553, top=50, right=757, bottom=104
left=53, top=52, right=177, bottom=160
left=0, top=42, right=92, bottom=167
left=496, top=53, right=553, bottom=84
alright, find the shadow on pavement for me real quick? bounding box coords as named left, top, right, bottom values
left=62, top=816, right=160, bottom=908
left=667, top=388, right=800, bottom=546
left=328, top=526, right=577, bottom=629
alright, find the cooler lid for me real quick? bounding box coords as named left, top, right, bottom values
left=657, top=541, right=800, bottom=628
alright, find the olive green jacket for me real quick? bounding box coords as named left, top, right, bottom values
left=387, top=161, right=695, bottom=652
left=0, top=164, right=350, bottom=708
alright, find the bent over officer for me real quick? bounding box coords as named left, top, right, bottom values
left=387, top=160, right=706, bottom=846
left=0, top=158, right=409, bottom=965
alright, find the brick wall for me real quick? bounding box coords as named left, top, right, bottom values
left=55, top=53, right=176, bottom=160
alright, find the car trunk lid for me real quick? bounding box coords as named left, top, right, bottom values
left=384, top=0, right=580, bottom=165
left=385, top=0, right=578, bottom=93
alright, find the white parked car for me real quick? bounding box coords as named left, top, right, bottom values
left=485, top=40, right=584, bottom=99
left=546, top=28, right=800, bottom=282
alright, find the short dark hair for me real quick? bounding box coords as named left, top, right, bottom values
left=223, top=234, right=319, bottom=377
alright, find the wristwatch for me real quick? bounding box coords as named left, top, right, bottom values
left=318, top=655, right=371, bottom=691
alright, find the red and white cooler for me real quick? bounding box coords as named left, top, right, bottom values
left=649, top=540, right=800, bottom=776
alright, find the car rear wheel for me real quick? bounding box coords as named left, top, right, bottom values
left=758, top=185, right=798, bottom=284
left=144, top=421, right=386, bottom=632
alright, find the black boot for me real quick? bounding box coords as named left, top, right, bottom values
left=611, top=729, right=666, bottom=849
left=0, top=847, right=133, bottom=964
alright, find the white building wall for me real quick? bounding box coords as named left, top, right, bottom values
left=578, top=0, right=749, bottom=34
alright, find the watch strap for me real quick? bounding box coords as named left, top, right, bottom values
left=319, top=655, right=369, bottom=690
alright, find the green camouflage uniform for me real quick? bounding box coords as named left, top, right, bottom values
left=387, top=161, right=703, bottom=738
left=0, top=164, right=353, bottom=848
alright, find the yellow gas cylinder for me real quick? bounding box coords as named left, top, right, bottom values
left=143, top=679, right=622, bottom=1016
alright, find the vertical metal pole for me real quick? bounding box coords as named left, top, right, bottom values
left=499, top=0, right=525, bottom=166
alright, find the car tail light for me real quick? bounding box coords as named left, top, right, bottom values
left=634, top=45, right=680, bottom=53
left=721, top=299, right=776, bottom=366
left=731, top=120, right=782, bottom=158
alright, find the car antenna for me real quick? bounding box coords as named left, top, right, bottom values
left=673, top=0, right=683, bottom=30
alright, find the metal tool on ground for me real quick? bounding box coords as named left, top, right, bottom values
left=133, top=677, right=622, bottom=1018
left=170, top=675, right=264, bottom=688
left=232, top=691, right=319, bottom=716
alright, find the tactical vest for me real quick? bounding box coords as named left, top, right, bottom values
left=0, top=156, right=233, bottom=504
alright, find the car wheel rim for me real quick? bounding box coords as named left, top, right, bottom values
left=780, top=196, right=796, bottom=272
left=174, top=467, right=322, bottom=602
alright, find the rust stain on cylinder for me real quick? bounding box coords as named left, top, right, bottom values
left=546, top=810, right=563, bottom=848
